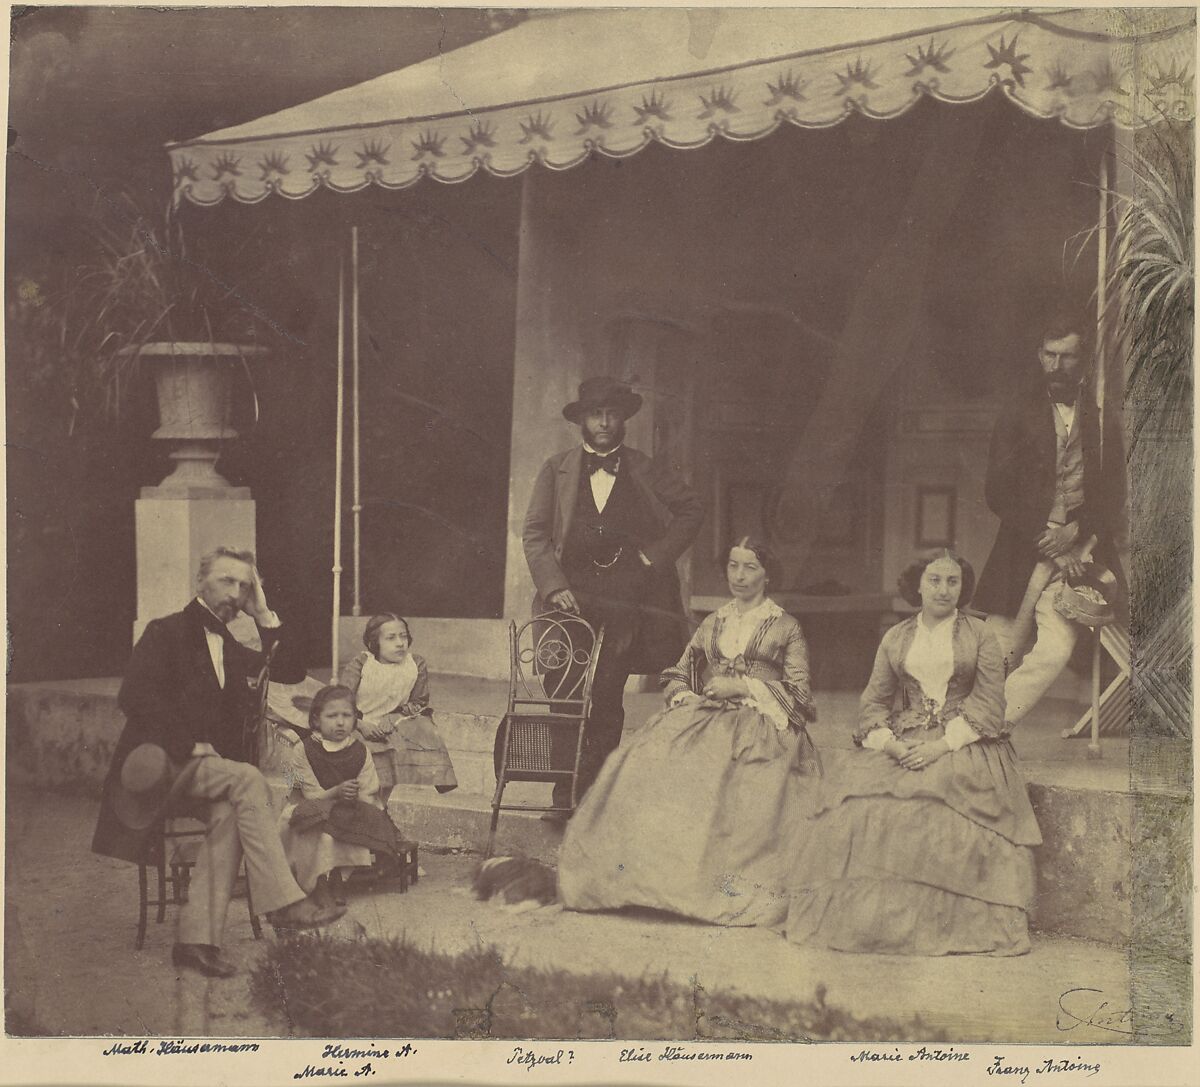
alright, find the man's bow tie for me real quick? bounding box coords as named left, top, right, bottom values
left=585, top=452, right=619, bottom=477
left=196, top=604, right=237, bottom=641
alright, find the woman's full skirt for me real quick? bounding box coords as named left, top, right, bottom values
left=784, top=740, right=1042, bottom=956
left=558, top=699, right=819, bottom=927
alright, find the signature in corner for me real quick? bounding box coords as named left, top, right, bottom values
left=1057, top=987, right=1183, bottom=1038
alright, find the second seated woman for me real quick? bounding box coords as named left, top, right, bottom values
left=557, top=535, right=819, bottom=927
left=784, top=550, right=1043, bottom=956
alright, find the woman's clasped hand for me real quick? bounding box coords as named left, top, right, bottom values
left=887, top=736, right=950, bottom=771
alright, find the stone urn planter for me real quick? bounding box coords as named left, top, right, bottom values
left=126, top=342, right=267, bottom=492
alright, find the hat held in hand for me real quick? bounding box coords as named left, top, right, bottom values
left=112, top=743, right=179, bottom=831
left=562, top=376, right=642, bottom=424
left=1055, top=567, right=1117, bottom=628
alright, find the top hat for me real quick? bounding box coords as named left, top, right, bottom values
left=111, top=743, right=180, bottom=831
left=1055, top=565, right=1117, bottom=628
left=562, top=376, right=643, bottom=424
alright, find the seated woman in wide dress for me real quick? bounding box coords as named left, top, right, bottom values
left=558, top=535, right=819, bottom=927
left=784, top=550, right=1043, bottom=956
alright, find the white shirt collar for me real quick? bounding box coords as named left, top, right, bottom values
left=582, top=443, right=622, bottom=457
left=916, top=610, right=957, bottom=636
left=196, top=597, right=227, bottom=689
left=1053, top=401, right=1077, bottom=430
left=316, top=733, right=356, bottom=753
left=718, top=597, right=781, bottom=622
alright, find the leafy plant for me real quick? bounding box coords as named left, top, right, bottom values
left=8, top=193, right=273, bottom=428
left=89, top=196, right=264, bottom=343
left=1107, top=127, right=1194, bottom=452
left=1104, top=125, right=1194, bottom=629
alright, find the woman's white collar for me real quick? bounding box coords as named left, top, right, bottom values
left=718, top=597, right=781, bottom=621
left=916, top=610, right=958, bottom=634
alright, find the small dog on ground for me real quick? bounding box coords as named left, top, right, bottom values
left=472, top=856, right=558, bottom=907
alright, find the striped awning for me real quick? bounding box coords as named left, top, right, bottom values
left=168, top=7, right=1195, bottom=206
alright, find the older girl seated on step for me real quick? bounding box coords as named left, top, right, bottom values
left=340, top=613, right=458, bottom=810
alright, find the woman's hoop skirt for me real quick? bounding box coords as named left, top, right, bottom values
left=559, top=699, right=819, bottom=927
left=784, top=739, right=1041, bottom=956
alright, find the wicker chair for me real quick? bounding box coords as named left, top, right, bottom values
left=485, top=612, right=604, bottom=857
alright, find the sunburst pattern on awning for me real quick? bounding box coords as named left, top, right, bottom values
left=168, top=7, right=1195, bottom=206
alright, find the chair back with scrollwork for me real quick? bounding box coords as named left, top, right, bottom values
left=485, top=612, right=604, bottom=856
left=513, top=611, right=603, bottom=711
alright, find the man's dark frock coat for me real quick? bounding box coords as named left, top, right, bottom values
left=91, top=599, right=301, bottom=865
left=975, top=376, right=1126, bottom=619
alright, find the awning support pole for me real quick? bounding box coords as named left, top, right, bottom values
left=351, top=225, right=362, bottom=618
left=1096, top=151, right=1109, bottom=455
left=1089, top=147, right=1110, bottom=759
left=332, top=253, right=346, bottom=677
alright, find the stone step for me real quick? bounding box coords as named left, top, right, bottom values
left=7, top=674, right=1154, bottom=949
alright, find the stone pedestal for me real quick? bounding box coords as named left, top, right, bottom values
left=133, top=484, right=255, bottom=643
left=129, top=342, right=265, bottom=644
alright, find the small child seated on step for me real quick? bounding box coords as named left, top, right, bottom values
left=278, top=684, right=401, bottom=908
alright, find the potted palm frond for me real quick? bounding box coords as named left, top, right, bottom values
left=57, top=195, right=271, bottom=489
left=1102, top=125, right=1193, bottom=627
left=1110, top=131, right=1192, bottom=445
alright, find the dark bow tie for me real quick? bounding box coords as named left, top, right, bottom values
left=584, top=452, right=619, bottom=477
left=194, top=601, right=238, bottom=642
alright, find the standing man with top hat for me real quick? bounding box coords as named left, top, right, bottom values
left=523, top=377, right=704, bottom=817
left=92, top=546, right=345, bottom=978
